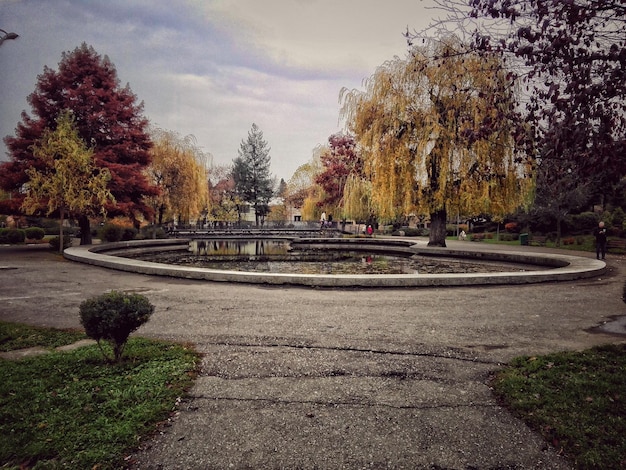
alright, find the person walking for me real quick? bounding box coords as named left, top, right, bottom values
left=594, top=221, right=608, bottom=260
left=320, top=211, right=327, bottom=229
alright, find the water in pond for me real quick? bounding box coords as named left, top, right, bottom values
left=121, top=240, right=542, bottom=275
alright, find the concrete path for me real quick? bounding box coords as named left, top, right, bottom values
left=1, top=242, right=625, bottom=469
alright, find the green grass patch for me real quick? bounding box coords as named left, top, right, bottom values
left=492, top=344, right=626, bottom=469
left=0, top=322, right=199, bottom=469
left=0, top=321, right=86, bottom=352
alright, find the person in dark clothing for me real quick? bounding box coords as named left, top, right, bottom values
left=594, top=221, right=607, bottom=260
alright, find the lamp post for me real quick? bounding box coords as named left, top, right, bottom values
left=0, top=29, right=19, bottom=47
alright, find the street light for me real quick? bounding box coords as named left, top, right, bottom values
left=0, top=29, right=19, bottom=47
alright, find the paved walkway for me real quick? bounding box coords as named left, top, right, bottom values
left=1, top=242, right=625, bottom=469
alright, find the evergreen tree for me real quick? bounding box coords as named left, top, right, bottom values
left=0, top=43, right=157, bottom=244
left=232, top=124, right=275, bottom=226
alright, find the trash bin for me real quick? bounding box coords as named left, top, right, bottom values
left=520, top=233, right=529, bottom=246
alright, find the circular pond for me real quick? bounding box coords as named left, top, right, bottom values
left=63, top=237, right=606, bottom=287
left=119, top=239, right=542, bottom=275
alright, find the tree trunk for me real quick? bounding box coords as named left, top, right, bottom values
left=158, top=204, right=165, bottom=225
left=428, top=209, right=447, bottom=247
left=78, top=214, right=92, bottom=245
left=59, top=207, right=65, bottom=254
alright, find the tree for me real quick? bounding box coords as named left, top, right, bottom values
left=21, top=111, right=114, bottom=252
left=533, top=155, right=592, bottom=245
left=232, top=124, right=275, bottom=225
left=315, top=133, right=363, bottom=218
left=341, top=37, right=531, bottom=246
left=276, top=178, right=288, bottom=198
left=285, top=148, right=326, bottom=222
left=207, top=164, right=241, bottom=226
left=466, top=0, right=626, bottom=198
left=342, top=174, right=373, bottom=224
left=79, top=291, right=154, bottom=363
left=147, top=128, right=209, bottom=227
left=1, top=43, right=157, bottom=244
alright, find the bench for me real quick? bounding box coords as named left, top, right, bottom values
left=529, top=235, right=547, bottom=246
left=607, top=239, right=626, bottom=252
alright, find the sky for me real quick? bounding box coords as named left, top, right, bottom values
left=0, top=0, right=440, bottom=182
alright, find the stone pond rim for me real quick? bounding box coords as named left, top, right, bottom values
left=63, top=238, right=606, bottom=288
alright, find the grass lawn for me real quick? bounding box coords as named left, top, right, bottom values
left=492, top=344, right=626, bottom=469
left=2, top=322, right=625, bottom=469
left=0, top=321, right=199, bottom=469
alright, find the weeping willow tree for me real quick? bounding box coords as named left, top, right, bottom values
left=342, top=174, right=372, bottom=223
left=147, top=128, right=209, bottom=226
left=341, top=37, right=533, bottom=246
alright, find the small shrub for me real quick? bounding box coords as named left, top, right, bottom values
left=139, top=226, right=167, bottom=239
left=562, top=237, right=576, bottom=245
left=504, top=222, right=519, bottom=232
left=25, top=227, right=45, bottom=240
left=79, top=291, right=154, bottom=362
left=100, top=224, right=123, bottom=242
left=471, top=233, right=485, bottom=242
left=392, top=227, right=424, bottom=237
left=571, top=212, right=599, bottom=233
left=6, top=229, right=26, bottom=244
left=121, top=227, right=138, bottom=241
left=48, top=236, right=72, bottom=251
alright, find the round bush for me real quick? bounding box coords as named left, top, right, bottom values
left=6, top=229, right=25, bottom=244
left=25, top=227, right=46, bottom=240
left=48, top=236, right=72, bottom=251
left=121, top=227, right=137, bottom=241
left=79, top=291, right=154, bottom=362
left=100, top=224, right=123, bottom=242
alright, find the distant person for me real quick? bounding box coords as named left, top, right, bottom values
left=320, top=211, right=327, bottom=229
left=366, top=225, right=373, bottom=236
left=594, top=221, right=607, bottom=260
left=458, top=230, right=467, bottom=241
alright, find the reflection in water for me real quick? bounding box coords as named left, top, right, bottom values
left=191, top=240, right=290, bottom=257
left=119, top=239, right=540, bottom=275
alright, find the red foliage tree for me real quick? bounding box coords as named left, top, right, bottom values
left=0, top=43, right=157, bottom=244
left=315, top=133, right=363, bottom=212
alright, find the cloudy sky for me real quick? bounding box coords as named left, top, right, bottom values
left=0, top=0, right=440, bottom=182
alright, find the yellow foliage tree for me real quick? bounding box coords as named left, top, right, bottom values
left=286, top=149, right=324, bottom=222
left=341, top=37, right=533, bottom=246
left=22, top=111, right=114, bottom=252
left=147, top=128, right=209, bottom=226
left=342, top=174, right=373, bottom=223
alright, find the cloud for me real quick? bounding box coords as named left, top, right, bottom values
left=0, top=0, right=437, bottom=181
